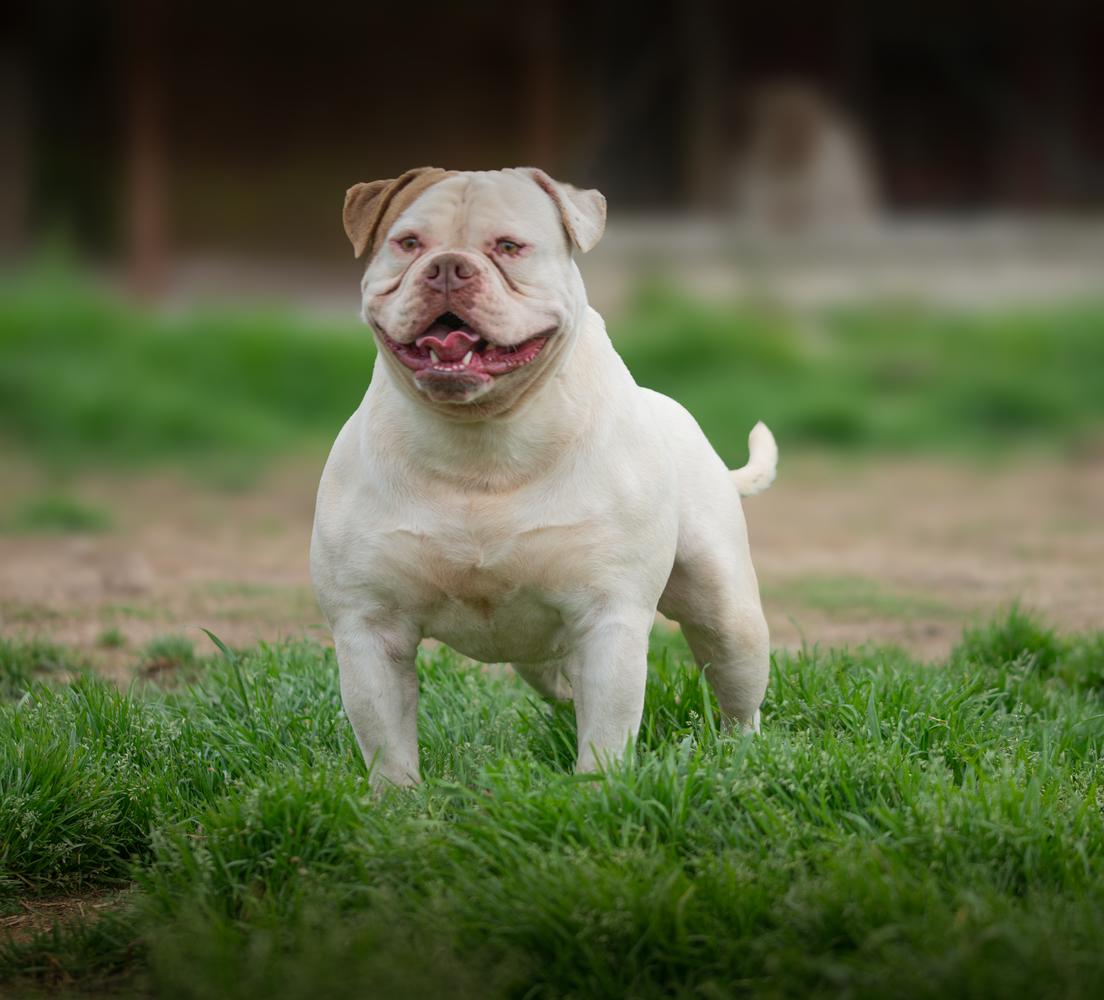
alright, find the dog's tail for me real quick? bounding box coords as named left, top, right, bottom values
left=730, top=421, right=778, bottom=496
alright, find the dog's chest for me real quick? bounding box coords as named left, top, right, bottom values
left=379, top=496, right=611, bottom=662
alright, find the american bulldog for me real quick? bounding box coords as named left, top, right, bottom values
left=311, top=167, right=777, bottom=786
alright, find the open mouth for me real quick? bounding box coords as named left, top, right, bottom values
left=382, top=312, right=549, bottom=378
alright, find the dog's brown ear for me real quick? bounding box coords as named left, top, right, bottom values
left=343, top=167, right=454, bottom=259
left=343, top=179, right=393, bottom=258
left=526, top=168, right=606, bottom=253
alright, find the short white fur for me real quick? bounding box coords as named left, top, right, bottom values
left=311, top=168, right=777, bottom=786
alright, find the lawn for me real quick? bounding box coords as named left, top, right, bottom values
left=3, top=267, right=1103, bottom=995
left=2, top=268, right=1103, bottom=487
left=1, top=609, right=1102, bottom=998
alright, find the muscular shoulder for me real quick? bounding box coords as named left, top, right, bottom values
left=636, top=387, right=708, bottom=444
left=635, top=386, right=729, bottom=476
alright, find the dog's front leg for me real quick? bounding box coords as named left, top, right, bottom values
left=570, top=609, right=654, bottom=773
left=332, top=616, right=421, bottom=787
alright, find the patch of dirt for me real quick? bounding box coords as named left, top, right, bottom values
left=1, top=453, right=1102, bottom=672
left=744, top=452, right=1104, bottom=656
left=0, top=889, right=132, bottom=946
left=0, top=460, right=325, bottom=682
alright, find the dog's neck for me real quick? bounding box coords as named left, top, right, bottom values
left=364, top=308, right=623, bottom=493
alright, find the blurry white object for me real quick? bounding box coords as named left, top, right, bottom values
left=734, top=81, right=880, bottom=234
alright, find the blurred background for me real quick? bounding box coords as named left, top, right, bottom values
left=2, top=0, right=1102, bottom=673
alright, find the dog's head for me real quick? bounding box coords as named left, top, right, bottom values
left=344, top=167, right=605, bottom=414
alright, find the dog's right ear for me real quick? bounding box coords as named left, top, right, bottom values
left=343, top=180, right=393, bottom=259
left=343, top=167, right=454, bottom=259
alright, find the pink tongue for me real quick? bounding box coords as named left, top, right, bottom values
left=416, top=328, right=479, bottom=362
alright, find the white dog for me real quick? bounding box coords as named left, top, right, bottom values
left=311, top=167, right=777, bottom=786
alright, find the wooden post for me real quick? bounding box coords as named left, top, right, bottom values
left=683, top=0, right=725, bottom=209
left=524, top=0, right=560, bottom=174
left=124, top=0, right=168, bottom=299
left=0, top=45, right=30, bottom=258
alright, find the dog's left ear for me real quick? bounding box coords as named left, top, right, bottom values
left=527, top=169, right=607, bottom=253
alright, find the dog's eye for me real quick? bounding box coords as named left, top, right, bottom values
left=396, top=236, right=420, bottom=253
left=496, top=239, right=523, bottom=256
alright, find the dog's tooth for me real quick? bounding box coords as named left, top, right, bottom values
left=430, top=349, right=440, bottom=364
left=462, top=351, right=473, bottom=366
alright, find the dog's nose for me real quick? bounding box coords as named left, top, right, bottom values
left=423, top=253, right=476, bottom=292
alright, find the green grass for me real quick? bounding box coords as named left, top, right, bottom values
left=2, top=493, right=113, bottom=534
left=1, top=608, right=1103, bottom=997
left=2, top=269, right=1103, bottom=480
left=0, top=269, right=372, bottom=481
left=618, top=286, right=1104, bottom=463
left=0, top=637, right=78, bottom=700
left=135, top=635, right=200, bottom=682
left=95, top=627, right=126, bottom=650
left=765, top=573, right=956, bottom=620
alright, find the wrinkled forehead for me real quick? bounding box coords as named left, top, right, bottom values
left=394, top=170, right=562, bottom=241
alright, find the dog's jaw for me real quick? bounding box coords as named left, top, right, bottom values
left=378, top=312, right=553, bottom=404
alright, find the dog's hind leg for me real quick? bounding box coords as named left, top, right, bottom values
left=659, top=514, right=770, bottom=733
left=681, top=616, right=768, bottom=734
left=512, top=659, right=573, bottom=701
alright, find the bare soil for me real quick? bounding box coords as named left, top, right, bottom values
left=0, top=889, right=132, bottom=947
left=1, top=454, right=1101, bottom=676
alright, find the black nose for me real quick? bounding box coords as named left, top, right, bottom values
left=423, top=253, right=476, bottom=292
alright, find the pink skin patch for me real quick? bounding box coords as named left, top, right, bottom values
left=380, top=313, right=549, bottom=393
